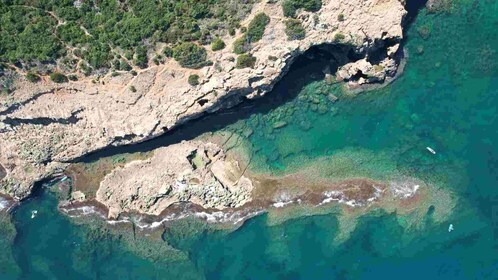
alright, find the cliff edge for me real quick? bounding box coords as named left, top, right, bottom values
left=0, top=0, right=407, bottom=199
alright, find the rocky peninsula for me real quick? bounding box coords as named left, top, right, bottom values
left=1, top=0, right=408, bottom=214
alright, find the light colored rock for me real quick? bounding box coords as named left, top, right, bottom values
left=95, top=141, right=253, bottom=218
left=70, top=190, right=86, bottom=202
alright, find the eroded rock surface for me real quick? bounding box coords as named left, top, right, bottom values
left=96, top=141, right=253, bottom=219
left=0, top=0, right=407, bottom=199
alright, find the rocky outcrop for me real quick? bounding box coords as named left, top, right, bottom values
left=0, top=0, right=407, bottom=199
left=96, top=141, right=253, bottom=219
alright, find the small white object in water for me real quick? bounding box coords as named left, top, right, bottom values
left=448, top=224, right=454, bottom=232
left=426, top=147, right=436, bottom=154
left=31, top=210, right=38, bottom=219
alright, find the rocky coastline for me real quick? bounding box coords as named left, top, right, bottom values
left=0, top=0, right=408, bottom=201
left=0, top=0, right=449, bottom=236
left=50, top=131, right=455, bottom=235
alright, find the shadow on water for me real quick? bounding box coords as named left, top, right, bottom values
left=404, top=0, right=429, bottom=29
left=74, top=45, right=341, bottom=163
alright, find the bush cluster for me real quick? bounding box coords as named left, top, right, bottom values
left=246, top=13, right=270, bottom=42
left=50, top=72, right=68, bottom=83
left=26, top=72, right=40, bottom=83
left=282, top=0, right=322, bottom=18
left=211, top=38, right=226, bottom=51
left=284, top=19, right=306, bottom=40
left=173, top=42, right=208, bottom=69
left=333, top=33, right=346, bottom=42
left=236, top=54, right=256, bottom=69
left=232, top=13, right=270, bottom=54
left=188, top=74, right=200, bottom=86
left=0, top=0, right=255, bottom=74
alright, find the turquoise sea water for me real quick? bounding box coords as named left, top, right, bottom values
left=1, top=1, right=498, bottom=279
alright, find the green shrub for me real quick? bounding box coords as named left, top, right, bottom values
left=79, top=62, right=92, bottom=76
left=119, top=60, right=132, bottom=71
left=0, top=1, right=257, bottom=76
left=246, top=13, right=270, bottom=42
left=211, top=38, right=226, bottom=51
left=130, top=85, right=137, bottom=92
left=284, top=19, right=306, bottom=40
left=188, top=74, right=200, bottom=86
left=282, top=1, right=297, bottom=17
left=173, top=42, right=208, bottom=69
left=333, top=33, right=346, bottom=42
left=134, top=46, right=148, bottom=68
left=282, top=0, right=322, bottom=18
left=233, top=36, right=251, bottom=54
left=163, top=47, right=173, bottom=57
left=236, top=54, right=256, bottom=69
left=337, top=13, right=345, bottom=21
left=228, top=27, right=236, bottom=36
left=50, top=72, right=68, bottom=83
left=131, top=70, right=138, bottom=76
left=26, top=72, right=40, bottom=83
left=68, top=74, right=78, bottom=81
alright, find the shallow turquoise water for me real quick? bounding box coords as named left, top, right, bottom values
left=2, top=1, right=498, bottom=279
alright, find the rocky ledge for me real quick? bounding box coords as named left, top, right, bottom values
left=0, top=0, right=407, bottom=199
left=59, top=137, right=454, bottom=227
left=95, top=141, right=253, bottom=219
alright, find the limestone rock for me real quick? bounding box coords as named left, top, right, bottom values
left=95, top=141, right=253, bottom=218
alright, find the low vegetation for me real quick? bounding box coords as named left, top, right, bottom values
left=282, top=0, right=322, bottom=18
left=0, top=0, right=256, bottom=75
left=334, top=33, right=346, bottom=42
left=236, top=54, right=256, bottom=69
left=26, top=72, right=40, bottom=83
left=50, top=72, right=68, bottom=83
left=284, top=19, right=306, bottom=40
left=173, top=42, right=208, bottom=69
left=188, top=74, right=200, bottom=86
left=246, top=13, right=270, bottom=42
left=211, top=38, right=226, bottom=51
left=233, top=37, right=251, bottom=54
left=232, top=13, right=270, bottom=54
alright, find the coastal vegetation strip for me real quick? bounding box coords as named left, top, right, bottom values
left=0, top=0, right=256, bottom=75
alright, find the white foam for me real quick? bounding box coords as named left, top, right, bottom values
left=0, top=198, right=8, bottom=210
left=272, top=200, right=293, bottom=208
left=390, top=180, right=421, bottom=199
left=317, top=190, right=367, bottom=208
